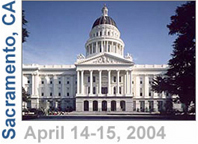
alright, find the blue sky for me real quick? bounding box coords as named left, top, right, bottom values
left=22, top=1, right=186, bottom=65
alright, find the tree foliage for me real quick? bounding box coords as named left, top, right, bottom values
left=152, top=2, right=195, bottom=108
left=22, top=87, right=30, bottom=102
left=22, top=10, right=29, bottom=43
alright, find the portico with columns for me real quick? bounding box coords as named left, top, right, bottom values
left=75, top=5, right=135, bottom=112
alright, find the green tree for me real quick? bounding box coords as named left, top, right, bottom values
left=22, top=87, right=30, bottom=102
left=22, top=10, right=29, bottom=43
left=152, top=2, right=195, bottom=111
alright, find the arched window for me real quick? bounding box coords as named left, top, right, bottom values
left=108, top=31, right=110, bottom=36
left=93, top=101, right=98, bottom=111
left=84, top=100, right=89, bottom=111
left=120, top=101, right=126, bottom=111
left=102, top=101, right=107, bottom=111
left=111, top=101, right=116, bottom=111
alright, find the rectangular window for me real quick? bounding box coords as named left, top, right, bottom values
left=140, top=101, right=145, bottom=112
left=27, top=80, right=30, bottom=84
left=67, top=81, right=69, bottom=84
left=132, top=81, right=134, bottom=84
left=140, top=77, right=143, bottom=84
left=158, top=101, right=163, bottom=111
left=149, top=77, right=153, bottom=84
left=133, top=101, right=136, bottom=111
left=59, top=81, right=61, bottom=84
left=67, top=93, right=69, bottom=96
left=101, top=87, right=108, bottom=94
left=41, top=81, right=44, bottom=84
left=149, top=101, right=154, bottom=112
left=93, top=87, right=96, bottom=94
left=59, top=93, right=61, bottom=96
left=140, top=88, right=142, bottom=96
left=88, top=76, right=90, bottom=83
left=166, top=92, right=169, bottom=96
left=119, top=87, right=121, bottom=94
left=113, top=87, right=116, bottom=94
left=50, top=93, right=52, bottom=96
left=149, top=92, right=151, bottom=96
left=88, top=87, right=90, bottom=94
left=149, top=88, right=152, bottom=96
left=93, top=76, right=96, bottom=83
left=113, top=76, right=116, bottom=82
left=41, top=93, right=44, bottom=96
left=50, top=81, right=52, bottom=84
left=119, top=76, right=121, bottom=82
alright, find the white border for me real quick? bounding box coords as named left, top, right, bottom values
left=0, top=0, right=197, bottom=144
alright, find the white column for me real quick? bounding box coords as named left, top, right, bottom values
left=44, top=75, right=49, bottom=97
left=144, top=75, right=149, bottom=97
left=91, top=43, right=93, bottom=54
left=116, top=70, right=120, bottom=95
left=34, top=74, right=36, bottom=96
left=108, top=70, right=111, bottom=95
left=70, top=75, right=74, bottom=97
left=96, top=42, right=98, bottom=53
left=130, top=70, right=133, bottom=95
left=89, top=101, right=93, bottom=111
left=107, top=41, right=109, bottom=52
left=81, top=70, right=84, bottom=95
left=34, top=73, right=39, bottom=96
left=90, top=70, right=93, bottom=95
left=98, top=70, right=102, bottom=95
left=77, top=71, right=80, bottom=95
left=126, top=70, right=129, bottom=95
left=98, top=101, right=102, bottom=111
left=61, top=75, right=64, bottom=97
left=31, top=74, right=35, bottom=95
left=112, top=42, right=114, bottom=52
left=107, top=101, right=111, bottom=111
left=116, top=101, right=120, bottom=111
left=124, top=73, right=126, bottom=95
left=116, top=43, right=118, bottom=54
left=136, top=75, right=140, bottom=97
left=53, top=75, right=57, bottom=98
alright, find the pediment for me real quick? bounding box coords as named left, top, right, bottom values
left=76, top=53, right=133, bottom=65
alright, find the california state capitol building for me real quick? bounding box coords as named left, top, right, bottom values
left=23, top=5, right=179, bottom=113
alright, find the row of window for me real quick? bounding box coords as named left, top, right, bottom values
left=87, top=87, right=122, bottom=95
left=87, top=76, right=122, bottom=83
left=41, top=92, right=70, bottom=97
left=27, top=77, right=154, bottom=85
left=133, top=101, right=163, bottom=112
left=28, top=80, right=71, bottom=85
left=91, top=30, right=118, bottom=38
